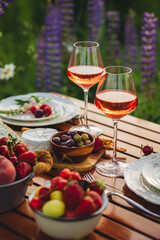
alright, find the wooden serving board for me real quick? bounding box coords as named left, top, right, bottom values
left=52, top=149, right=105, bottom=172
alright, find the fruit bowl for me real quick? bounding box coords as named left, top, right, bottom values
left=0, top=171, right=34, bottom=213
left=50, top=130, right=95, bottom=162
left=28, top=188, right=108, bottom=239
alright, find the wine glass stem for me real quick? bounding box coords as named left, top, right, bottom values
left=113, top=120, right=118, bottom=164
left=84, top=89, right=89, bottom=126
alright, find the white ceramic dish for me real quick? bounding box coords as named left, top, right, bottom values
left=124, top=153, right=160, bottom=205
left=141, top=157, right=160, bottom=195
left=0, top=92, right=61, bottom=122
left=0, top=92, right=79, bottom=127
left=28, top=189, right=108, bottom=239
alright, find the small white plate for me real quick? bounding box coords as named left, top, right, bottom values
left=0, top=92, right=79, bottom=127
left=124, top=153, right=160, bottom=205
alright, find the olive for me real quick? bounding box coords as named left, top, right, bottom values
left=73, top=134, right=82, bottom=142
left=66, top=139, right=75, bottom=147
left=60, top=141, right=67, bottom=146
left=61, top=134, right=68, bottom=142
left=81, top=133, right=89, bottom=141
left=67, top=130, right=77, bottom=137
left=76, top=140, right=84, bottom=147
left=52, top=137, right=61, bottom=145
left=85, top=139, right=92, bottom=145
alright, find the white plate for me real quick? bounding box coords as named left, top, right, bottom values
left=0, top=92, right=62, bottom=122
left=0, top=93, right=79, bottom=127
left=124, top=153, right=160, bottom=205
left=141, top=156, right=160, bottom=194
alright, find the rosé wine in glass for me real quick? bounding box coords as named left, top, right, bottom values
left=95, top=90, right=138, bottom=121
left=95, top=66, right=138, bottom=177
left=67, top=41, right=104, bottom=136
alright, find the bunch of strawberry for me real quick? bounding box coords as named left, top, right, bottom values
left=0, top=134, right=39, bottom=180
left=30, top=168, right=106, bottom=218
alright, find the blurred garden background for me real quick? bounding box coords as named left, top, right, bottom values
left=0, top=0, right=160, bottom=123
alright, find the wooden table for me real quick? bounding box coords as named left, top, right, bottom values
left=0, top=94, right=160, bottom=240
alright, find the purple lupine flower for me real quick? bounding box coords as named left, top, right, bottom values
left=35, top=1, right=62, bottom=92
left=56, top=0, right=75, bottom=58
left=106, top=11, right=121, bottom=65
left=124, top=11, right=138, bottom=70
left=0, top=0, right=13, bottom=17
left=87, top=0, right=105, bottom=42
left=140, top=12, right=158, bottom=89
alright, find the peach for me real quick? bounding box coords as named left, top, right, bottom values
left=0, top=155, right=16, bottom=185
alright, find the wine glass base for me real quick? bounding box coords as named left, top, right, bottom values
left=69, top=125, right=102, bottom=137
left=96, top=160, right=128, bottom=177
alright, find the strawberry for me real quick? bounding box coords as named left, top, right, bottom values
left=43, top=105, right=52, bottom=116
left=38, top=186, right=50, bottom=200
left=92, top=137, right=104, bottom=152
left=75, top=195, right=96, bottom=217
left=86, top=191, right=103, bottom=210
left=29, top=197, right=43, bottom=210
left=9, top=156, right=18, bottom=166
left=16, top=162, right=32, bottom=179
left=51, top=176, right=67, bottom=190
left=59, top=168, right=71, bottom=179
left=0, top=136, right=9, bottom=146
left=40, top=103, right=50, bottom=111
left=64, top=209, right=76, bottom=218
left=18, top=151, right=37, bottom=166
left=89, top=179, right=106, bottom=195
left=15, top=143, right=28, bottom=156
left=0, top=145, right=9, bottom=157
left=70, top=171, right=81, bottom=181
left=63, top=183, right=84, bottom=210
left=29, top=105, right=39, bottom=114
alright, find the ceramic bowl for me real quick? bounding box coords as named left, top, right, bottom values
left=0, top=172, right=34, bottom=213
left=50, top=130, right=95, bottom=162
left=29, top=190, right=108, bottom=239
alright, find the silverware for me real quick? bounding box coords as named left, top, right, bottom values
left=84, top=173, right=160, bottom=219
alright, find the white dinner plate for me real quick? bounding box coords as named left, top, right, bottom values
left=124, top=153, right=160, bottom=205
left=0, top=92, right=62, bottom=122
left=0, top=92, right=79, bottom=127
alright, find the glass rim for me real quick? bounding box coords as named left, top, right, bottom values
left=103, top=65, right=132, bottom=75
left=74, top=41, right=99, bottom=48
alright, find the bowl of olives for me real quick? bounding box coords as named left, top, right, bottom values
left=50, top=130, right=95, bottom=162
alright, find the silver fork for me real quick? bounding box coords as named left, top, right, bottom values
left=84, top=173, right=160, bottom=219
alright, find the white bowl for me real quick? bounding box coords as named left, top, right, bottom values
left=29, top=189, right=108, bottom=239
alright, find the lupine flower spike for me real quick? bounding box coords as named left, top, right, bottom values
left=140, top=12, right=158, bottom=94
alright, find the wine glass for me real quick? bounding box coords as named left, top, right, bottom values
left=95, top=66, right=138, bottom=177
left=67, top=41, right=104, bottom=136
